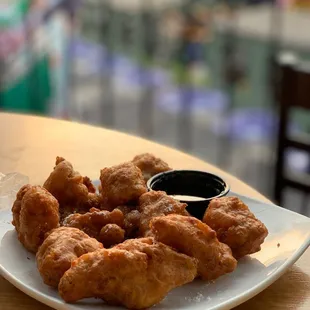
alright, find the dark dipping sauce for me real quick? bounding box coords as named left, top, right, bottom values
left=147, top=170, right=230, bottom=219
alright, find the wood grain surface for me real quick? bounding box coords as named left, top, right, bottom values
left=0, top=113, right=309, bottom=310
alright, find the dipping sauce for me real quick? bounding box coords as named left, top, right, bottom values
left=170, top=195, right=206, bottom=202
left=147, top=170, right=230, bottom=219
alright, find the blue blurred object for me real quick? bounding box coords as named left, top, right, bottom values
left=72, top=38, right=170, bottom=88
left=182, top=42, right=205, bottom=65
left=286, top=148, right=310, bottom=173
left=154, top=87, right=228, bottom=114
left=211, top=107, right=300, bottom=143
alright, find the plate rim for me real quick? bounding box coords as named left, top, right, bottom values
left=1, top=193, right=310, bottom=310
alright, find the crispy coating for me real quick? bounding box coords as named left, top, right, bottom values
left=12, top=185, right=59, bottom=253
left=63, top=208, right=124, bottom=245
left=150, top=215, right=237, bottom=281
left=59, top=193, right=104, bottom=225
left=116, top=205, right=141, bottom=238
left=59, top=205, right=87, bottom=226
left=100, top=162, right=147, bottom=207
left=83, top=176, right=96, bottom=193
left=203, top=197, right=269, bottom=259
left=43, top=157, right=89, bottom=205
left=81, top=193, right=103, bottom=211
left=138, top=191, right=189, bottom=236
left=43, top=157, right=101, bottom=224
left=12, top=184, right=32, bottom=229
left=99, top=224, right=125, bottom=247
left=36, top=227, right=103, bottom=287
left=58, top=238, right=197, bottom=309
left=132, top=153, right=171, bottom=182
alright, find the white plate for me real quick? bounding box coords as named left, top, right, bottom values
left=0, top=193, right=310, bottom=310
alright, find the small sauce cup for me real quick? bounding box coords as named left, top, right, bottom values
left=147, top=170, right=230, bottom=219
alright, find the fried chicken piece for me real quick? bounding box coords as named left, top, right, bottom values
left=100, top=162, right=147, bottom=207
left=59, top=205, right=87, bottom=226
left=116, top=205, right=141, bottom=238
left=43, top=157, right=100, bottom=223
left=99, top=224, right=125, bottom=247
left=12, top=184, right=32, bottom=230
left=83, top=176, right=96, bottom=193
left=59, top=193, right=104, bottom=225
left=132, top=153, right=171, bottom=182
left=63, top=208, right=124, bottom=246
left=82, top=193, right=103, bottom=210
left=12, top=185, right=59, bottom=253
left=43, top=157, right=90, bottom=206
left=203, top=196, right=269, bottom=259
left=58, top=238, right=197, bottom=309
left=150, top=214, right=237, bottom=280
left=138, top=191, right=189, bottom=236
left=36, top=227, right=103, bottom=287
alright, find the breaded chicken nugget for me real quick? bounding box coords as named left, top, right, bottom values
left=36, top=227, right=103, bottom=287
left=138, top=191, right=189, bottom=236
left=12, top=184, right=32, bottom=230
left=43, top=157, right=89, bottom=205
left=12, top=185, right=59, bottom=253
left=203, top=196, right=268, bottom=259
left=58, top=238, right=197, bottom=309
left=59, top=193, right=104, bottom=225
left=100, top=162, right=147, bottom=207
left=150, top=214, right=237, bottom=280
left=116, top=205, right=141, bottom=238
left=132, top=153, right=171, bottom=182
left=99, top=224, right=125, bottom=247
left=63, top=208, right=124, bottom=246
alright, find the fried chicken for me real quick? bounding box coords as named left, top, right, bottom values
left=43, top=157, right=102, bottom=224
left=132, top=153, right=171, bottom=182
left=12, top=184, right=32, bottom=230
left=150, top=214, right=237, bottom=281
left=36, top=227, right=103, bottom=287
left=203, top=196, right=269, bottom=259
left=138, top=191, right=189, bottom=236
left=99, top=224, right=125, bottom=247
left=43, top=157, right=90, bottom=206
left=58, top=238, right=197, bottom=309
left=12, top=185, right=59, bottom=253
left=82, top=176, right=96, bottom=193
left=63, top=208, right=124, bottom=246
left=100, top=162, right=147, bottom=208
left=59, top=205, right=86, bottom=226
left=116, top=205, right=141, bottom=238
left=81, top=192, right=103, bottom=210
left=59, top=193, right=104, bottom=225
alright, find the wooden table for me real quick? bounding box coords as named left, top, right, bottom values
left=0, top=113, right=309, bottom=310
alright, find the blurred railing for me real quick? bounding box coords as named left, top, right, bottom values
left=1, top=0, right=310, bottom=210
left=70, top=0, right=310, bottom=200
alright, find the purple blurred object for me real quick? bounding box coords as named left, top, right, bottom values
left=71, top=38, right=109, bottom=74
left=154, top=87, right=228, bottom=114
left=71, top=38, right=170, bottom=88
left=211, top=107, right=300, bottom=143
left=286, top=148, right=310, bottom=173
left=135, top=68, right=170, bottom=88
left=72, top=38, right=107, bottom=58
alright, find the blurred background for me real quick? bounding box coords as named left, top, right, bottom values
left=1, top=0, right=310, bottom=215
